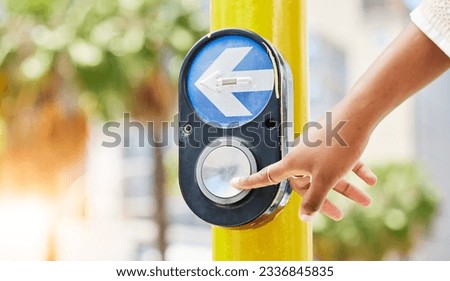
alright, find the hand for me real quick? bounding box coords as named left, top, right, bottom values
left=231, top=158, right=376, bottom=221
left=288, top=161, right=376, bottom=221
left=231, top=109, right=377, bottom=221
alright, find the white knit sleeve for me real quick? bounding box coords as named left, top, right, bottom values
left=410, top=0, right=450, bottom=57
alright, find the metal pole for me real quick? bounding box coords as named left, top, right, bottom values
left=210, top=0, right=312, bottom=260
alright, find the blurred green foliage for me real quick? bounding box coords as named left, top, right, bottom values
left=314, top=161, right=439, bottom=260
left=0, top=0, right=207, bottom=118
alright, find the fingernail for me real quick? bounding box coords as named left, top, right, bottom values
left=300, top=212, right=317, bottom=222
left=366, top=170, right=377, bottom=185
left=371, top=174, right=378, bottom=185
left=230, top=177, right=240, bottom=188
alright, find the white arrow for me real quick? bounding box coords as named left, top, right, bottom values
left=195, top=47, right=274, bottom=117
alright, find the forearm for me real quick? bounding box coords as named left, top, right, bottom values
left=339, top=23, right=450, bottom=133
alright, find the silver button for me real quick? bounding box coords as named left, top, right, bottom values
left=196, top=138, right=256, bottom=205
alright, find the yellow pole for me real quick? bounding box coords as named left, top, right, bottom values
left=211, top=0, right=312, bottom=260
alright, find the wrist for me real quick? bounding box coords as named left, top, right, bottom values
left=334, top=89, right=383, bottom=137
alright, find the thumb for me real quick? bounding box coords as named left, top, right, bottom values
left=230, top=160, right=290, bottom=190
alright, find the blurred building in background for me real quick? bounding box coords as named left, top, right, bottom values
left=414, top=71, right=450, bottom=259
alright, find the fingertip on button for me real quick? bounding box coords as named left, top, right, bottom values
left=230, top=177, right=241, bottom=188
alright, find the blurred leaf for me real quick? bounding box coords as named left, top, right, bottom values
left=4, top=0, right=66, bottom=21
left=68, top=39, right=104, bottom=67
left=20, top=50, right=53, bottom=80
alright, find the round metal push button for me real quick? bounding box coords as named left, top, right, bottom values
left=196, top=138, right=256, bottom=205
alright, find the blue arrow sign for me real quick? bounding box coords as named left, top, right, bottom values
left=186, top=34, right=275, bottom=128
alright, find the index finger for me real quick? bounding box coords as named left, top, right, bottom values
left=230, top=160, right=290, bottom=190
